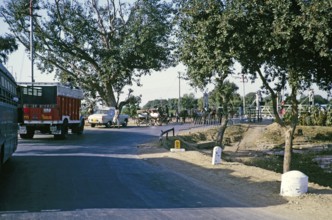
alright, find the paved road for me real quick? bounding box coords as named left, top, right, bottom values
left=0, top=124, right=285, bottom=220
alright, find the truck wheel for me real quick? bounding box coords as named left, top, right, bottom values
left=55, top=120, right=68, bottom=140
left=77, top=119, right=84, bottom=135
left=91, top=124, right=96, bottom=128
left=20, top=128, right=34, bottom=139
left=20, top=134, right=33, bottom=139
left=72, top=118, right=84, bottom=135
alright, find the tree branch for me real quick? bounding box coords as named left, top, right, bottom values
left=256, top=67, right=284, bottom=126
left=92, top=0, right=110, bottom=49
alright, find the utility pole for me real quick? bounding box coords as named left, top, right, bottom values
left=256, top=90, right=262, bottom=122
left=178, top=72, right=181, bottom=114
left=236, top=73, right=248, bottom=116
left=29, top=0, right=35, bottom=84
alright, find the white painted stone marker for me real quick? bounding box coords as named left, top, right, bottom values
left=212, top=146, right=222, bottom=165
left=280, top=170, right=308, bottom=197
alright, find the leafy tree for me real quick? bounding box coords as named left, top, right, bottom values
left=313, top=95, right=328, bottom=105
left=197, top=97, right=204, bottom=110
left=181, top=93, right=197, bottom=110
left=299, top=94, right=328, bottom=105
left=175, top=0, right=332, bottom=173
left=245, top=92, right=257, bottom=108
left=1, top=0, right=174, bottom=109
left=143, top=97, right=196, bottom=114
left=213, top=81, right=239, bottom=145
left=174, top=0, right=237, bottom=148
left=122, top=102, right=139, bottom=117
left=0, top=35, right=17, bottom=64
left=143, top=100, right=155, bottom=109
left=221, top=0, right=332, bottom=173
left=174, top=0, right=233, bottom=88
left=143, top=99, right=167, bottom=110
left=167, top=98, right=178, bottom=112
left=209, top=83, right=241, bottom=113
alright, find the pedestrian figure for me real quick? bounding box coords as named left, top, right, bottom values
left=113, top=108, right=120, bottom=128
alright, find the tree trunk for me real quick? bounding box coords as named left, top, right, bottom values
left=216, top=115, right=228, bottom=149
left=283, top=126, right=294, bottom=173
left=103, top=83, right=117, bottom=107
left=282, top=82, right=298, bottom=173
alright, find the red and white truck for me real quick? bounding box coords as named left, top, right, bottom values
left=18, top=82, right=85, bottom=139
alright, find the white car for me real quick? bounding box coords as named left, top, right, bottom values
left=87, top=107, right=128, bottom=128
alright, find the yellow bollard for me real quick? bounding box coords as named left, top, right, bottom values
left=174, top=140, right=181, bottom=149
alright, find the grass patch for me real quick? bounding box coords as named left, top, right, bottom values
left=298, top=126, right=332, bottom=143
left=243, top=150, right=332, bottom=188
left=313, top=132, right=332, bottom=141
left=244, top=155, right=283, bottom=173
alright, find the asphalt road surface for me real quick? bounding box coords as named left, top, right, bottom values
left=0, top=124, right=286, bottom=220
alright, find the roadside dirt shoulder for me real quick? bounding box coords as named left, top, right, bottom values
left=137, top=139, right=332, bottom=220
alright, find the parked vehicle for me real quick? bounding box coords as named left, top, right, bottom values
left=87, top=107, right=128, bottom=128
left=0, top=63, right=18, bottom=168
left=18, top=82, right=85, bottom=139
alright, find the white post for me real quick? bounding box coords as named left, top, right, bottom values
left=212, top=146, right=222, bottom=165
left=280, top=170, right=308, bottom=197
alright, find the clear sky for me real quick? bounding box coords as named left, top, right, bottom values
left=1, top=1, right=329, bottom=107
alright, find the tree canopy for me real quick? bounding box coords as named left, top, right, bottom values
left=174, top=0, right=233, bottom=89
left=221, top=0, right=332, bottom=172
left=175, top=0, right=332, bottom=172
left=223, top=0, right=332, bottom=111
left=174, top=0, right=242, bottom=147
left=0, top=35, right=17, bottom=64
left=1, top=0, right=175, bottom=107
left=180, top=93, right=198, bottom=110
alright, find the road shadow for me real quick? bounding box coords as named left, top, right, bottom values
left=0, top=156, right=288, bottom=213
left=0, top=126, right=317, bottom=216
